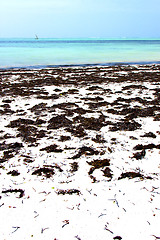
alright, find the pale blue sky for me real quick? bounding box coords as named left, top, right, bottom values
left=0, top=0, right=160, bottom=38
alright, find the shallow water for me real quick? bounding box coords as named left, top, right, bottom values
left=0, top=38, right=160, bottom=68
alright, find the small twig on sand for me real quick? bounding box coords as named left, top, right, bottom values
left=105, top=228, right=114, bottom=234
left=75, top=235, right=81, bottom=240
left=108, top=195, right=119, bottom=207
left=41, top=227, right=49, bottom=233
left=34, top=211, right=39, bottom=218
left=12, top=226, right=20, bottom=234
left=104, top=224, right=114, bottom=234
left=86, top=189, right=92, bottom=194
left=62, top=220, right=69, bottom=228
left=98, top=213, right=107, bottom=218
left=152, top=235, right=160, bottom=239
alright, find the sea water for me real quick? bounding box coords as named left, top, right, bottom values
left=0, top=38, right=160, bottom=68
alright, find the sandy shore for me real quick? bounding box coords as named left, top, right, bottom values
left=0, top=64, right=160, bottom=240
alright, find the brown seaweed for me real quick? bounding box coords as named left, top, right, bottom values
left=102, top=167, right=113, bottom=179
left=32, top=167, right=55, bottom=178
left=72, top=146, right=99, bottom=159
left=65, top=126, right=87, bottom=137
left=92, top=134, right=106, bottom=143
left=113, top=236, right=122, bottom=240
left=2, top=189, right=24, bottom=198
left=59, top=135, right=71, bottom=141
left=0, top=142, right=23, bottom=151
left=47, top=115, right=72, bottom=129
left=118, top=171, right=152, bottom=180
left=73, top=115, right=106, bottom=131
left=7, top=170, right=20, bottom=176
left=134, top=144, right=160, bottom=150
left=70, top=162, right=79, bottom=173
left=40, top=144, right=63, bottom=153
left=110, top=120, right=141, bottom=131
left=132, top=149, right=146, bottom=160
left=140, top=132, right=156, bottom=138
left=56, top=189, right=80, bottom=195
left=87, top=159, right=110, bottom=175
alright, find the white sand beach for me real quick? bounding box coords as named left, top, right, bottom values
left=0, top=64, right=160, bottom=240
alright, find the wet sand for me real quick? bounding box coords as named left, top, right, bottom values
left=0, top=64, right=160, bottom=240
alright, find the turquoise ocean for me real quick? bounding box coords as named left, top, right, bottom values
left=0, top=38, right=160, bottom=68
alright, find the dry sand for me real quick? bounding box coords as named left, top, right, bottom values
left=0, top=64, right=160, bottom=240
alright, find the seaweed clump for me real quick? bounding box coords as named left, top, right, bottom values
left=134, top=143, right=160, bottom=150
left=70, top=162, right=79, bottom=173
left=102, top=167, right=113, bottom=180
left=17, top=125, right=44, bottom=142
left=60, top=135, right=71, bottom=141
left=132, top=149, right=146, bottom=160
left=73, top=115, right=106, bottom=131
left=110, top=120, right=141, bottom=132
left=118, top=172, right=144, bottom=180
left=32, top=167, right=55, bottom=178
left=140, top=132, right=156, bottom=138
left=56, top=189, right=81, bottom=195
left=72, top=146, right=99, bottom=159
left=87, top=159, right=110, bottom=175
left=47, top=115, right=72, bottom=129
left=92, top=134, right=106, bottom=143
left=113, top=236, right=122, bottom=240
left=66, top=125, right=87, bottom=138
left=40, top=144, right=63, bottom=153
left=2, top=189, right=24, bottom=198
left=0, top=141, right=23, bottom=163
left=7, top=118, right=35, bottom=127
left=7, top=170, right=20, bottom=176
left=118, top=171, right=152, bottom=180
left=0, top=142, right=23, bottom=151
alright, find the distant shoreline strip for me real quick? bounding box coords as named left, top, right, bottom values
left=1, top=60, right=160, bottom=70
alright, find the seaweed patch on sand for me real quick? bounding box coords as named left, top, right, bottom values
left=0, top=64, right=160, bottom=240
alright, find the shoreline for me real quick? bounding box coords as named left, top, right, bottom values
left=1, top=61, right=160, bottom=71
left=0, top=64, right=160, bottom=239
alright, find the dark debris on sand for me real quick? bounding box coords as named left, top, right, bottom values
left=7, top=170, right=20, bottom=176
left=70, top=162, right=79, bottom=173
left=40, top=144, right=63, bottom=153
left=132, top=149, right=146, bottom=160
left=0, top=64, right=160, bottom=182
left=56, top=189, right=81, bottom=195
left=2, top=188, right=24, bottom=198
left=118, top=171, right=152, bottom=180
left=72, top=146, right=99, bottom=159
left=0, top=141, right=23, bottom=163
left=32, top=167, right=55, bottom=178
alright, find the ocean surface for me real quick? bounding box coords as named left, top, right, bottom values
left=0, top=38, right=160, bottom=68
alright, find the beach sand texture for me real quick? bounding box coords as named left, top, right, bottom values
left=0, top=64, right=160, bottom=240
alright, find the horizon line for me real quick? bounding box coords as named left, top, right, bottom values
left=1, top=37, right=160, bottom=40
